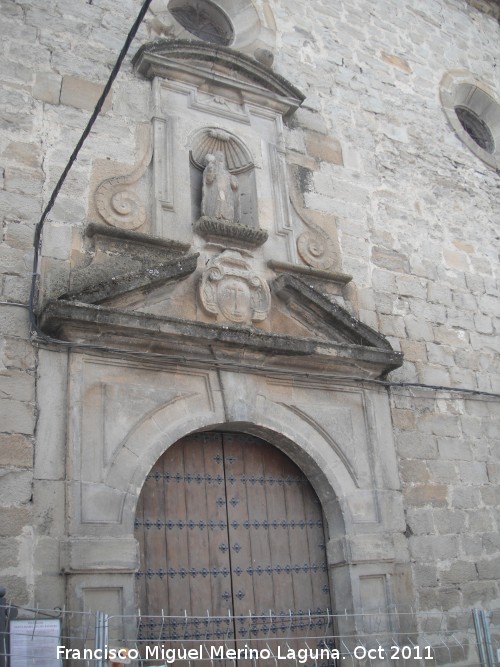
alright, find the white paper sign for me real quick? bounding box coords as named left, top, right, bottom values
left=10, top=619, right=62, bottom=667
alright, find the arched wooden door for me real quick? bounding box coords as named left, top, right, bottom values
left=135, top=431, right=333, bottom=662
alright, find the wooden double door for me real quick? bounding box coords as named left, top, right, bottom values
left=135, top=431, right=332, bottom=660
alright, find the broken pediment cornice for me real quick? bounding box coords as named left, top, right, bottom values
left=273, top=273, right=394, bottom=351
left=40, top=270, right=402, bottom=379
left=133, top=39, right=305, bottom=116
left=268, top=260, right=352, bottom=287
left=59, top=253, right=199, bottom=306
left=66, top=222, right=192, bottom=300
left=85, top=222, right=191, bottom=254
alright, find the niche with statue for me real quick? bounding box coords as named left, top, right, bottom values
left=190, top=127, right=268, bottom=248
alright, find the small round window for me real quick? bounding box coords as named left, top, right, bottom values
left=168, top=0, right=234, bottom=46
left=440, top=72, right=500, bottom=171
left=455, top=106, right=495, bottom=154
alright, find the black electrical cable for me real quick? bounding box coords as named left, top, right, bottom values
left=28, top=0, right=154, bottom=333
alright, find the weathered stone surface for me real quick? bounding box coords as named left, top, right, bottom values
left=2, top=141, right=42, bottom=169
left=466, top=508, right=494, bottom=533
left=0, top=469, right=32, bottom=505
left=486, top=463, right=500, bottom=483
left=461, top=535, right=486, bottom=560
left=3, top=220, right=35, bottom=253
left=304, top=130, right=343, bottom=165
left=410, top=535, right=459, bottom=561
left=440, top=561, right=477, bottom=585
left=32, top=71, right=62, bottom=104
left=418, top=586, right=461, bottom=611
left=0, top=245, right=32, bottom=276
left=417, top=414, right=461, bottom=438
left=452, top=487, right=482, bottom=509
left=60, top=75, right=112, bottom=112
left=41, top=224, right=73, bottom=261
left=372, top=247, right=409, bottom=273
left=4, top=166, right=44, bottom=197
left=0, top=305, right=30, bottom=339
left=1, top=336, right=36, bottom=370
left=427, top=460, right=459, bottom=484
left=476, top=557, right=500, bottom=580
left=397, top=432, right=438, bottom=459
left=399, top=459, right=429, bottom=483
left=33, top=480, right=66, bottom=537
left=457, top=461, right=488, bottom=485
left=0, top=398, right=35, bottom=434
left=0, top=434, right=32, bottom=468
left=481, top=486, right=500, bottom=507
left=399, top=339, right=427, bottom=362
left=406, top=508, right=434, bottom=535
left=64, top=538, right=138, bottom=571
left=0, top=506, right=32, bottom=537
left=0, top=575, right=29, bottom=605
left=0, top=368, right=34, bottom=401
left=0, top=539, right=21, bottom=568
left=405, top=484, right=448, bottom=508
left=437, top=437, right=473, bottom=461
left=414, top=564, right=438, bottom=588
left=433, top=509, right=466, bottom=535
left=461, top=581, right=500, bottom=606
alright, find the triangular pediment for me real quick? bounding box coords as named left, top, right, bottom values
left=60, top=253, right=199, bottom=309
left=44, top=244, right=402, bottom=380
left=272, top=273, right=394, bottom=350
left=133, top=40, right=305, bottom=116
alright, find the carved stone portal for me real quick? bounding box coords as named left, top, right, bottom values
left=199, top=250, right=271, bottom=324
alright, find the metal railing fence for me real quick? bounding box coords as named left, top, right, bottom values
left=0, top=596, right=498, bottom=666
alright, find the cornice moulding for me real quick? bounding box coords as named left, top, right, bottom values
left=133, top=39, right=305, bottom=116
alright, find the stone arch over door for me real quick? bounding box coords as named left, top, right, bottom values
left=63, top=363, right=412, bottom=649
left=72, top=381, right=408, bottom=627
left=134, top=429, right=335, bottom=657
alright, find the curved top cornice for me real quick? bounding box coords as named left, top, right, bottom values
left=133, top=39, right=305, bottom=115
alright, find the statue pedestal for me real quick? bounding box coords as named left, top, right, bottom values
left=193, top=217, right=268, bottom=249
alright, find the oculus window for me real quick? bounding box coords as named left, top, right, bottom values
left=168, top=0, right=234, bottom=45
left=440, top=71, right=500, bottom=171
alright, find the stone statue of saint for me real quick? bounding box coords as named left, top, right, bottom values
left=201, top=151, right=240, bottom=224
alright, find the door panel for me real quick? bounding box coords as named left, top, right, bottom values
left=135, top=432, right=234, bottom=656
left=135, top=431, right=332, bottom=663
left=223, top=433, right=331, bottom=662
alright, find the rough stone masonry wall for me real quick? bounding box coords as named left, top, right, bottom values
left=275, top=0, right=500, bottom=612
left=0, top=0, right=153, bottom=605
left=0, top=0, right=499, bottom=614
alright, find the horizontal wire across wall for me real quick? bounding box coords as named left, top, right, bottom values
left=0, top=605, right=498, bottom=667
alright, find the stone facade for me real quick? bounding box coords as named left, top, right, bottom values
left=0, top=0, right=499, bottom=653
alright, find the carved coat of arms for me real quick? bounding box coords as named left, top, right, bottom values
left=199, top=250, right=271, bottom=325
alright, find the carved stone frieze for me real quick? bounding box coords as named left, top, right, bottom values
left=199, top=250, right=271, bottom=324
left=94, top=128, right=152, bottom=230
